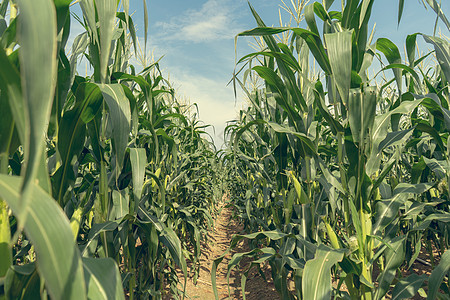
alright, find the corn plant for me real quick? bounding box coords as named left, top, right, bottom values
left=0, top=0, right=221, bottom=299
left=215, top=0, right=450, bottom=299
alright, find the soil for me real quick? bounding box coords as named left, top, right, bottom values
left=170, top=197, right=280, bottom=300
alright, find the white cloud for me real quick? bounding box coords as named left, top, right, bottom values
left=155, top=0, right=244, bottom=43
left=168, top=69, right=246, bottom=148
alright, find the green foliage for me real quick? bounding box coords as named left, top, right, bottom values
left=0, top=0, right=221, bottom=299
left=217, top=0, right=450, bottom=299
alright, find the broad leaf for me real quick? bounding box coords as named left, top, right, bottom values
left=17, top=0, right=57, bottom=209
left=391, top=273, right=426, bottom=300
left=81, top=222, right=118, bottom=256
left=324, top=30, right=353, bottom=105
left=54, top=83, right=103, bottom=204
left=95, top=0, right=118, bottom=83
left=378, top=128, right=414, bottom=151
left=376, top=38, right=402, bottom=93
left=0, top=174, right=87, bottom=299
left=82, top=258, right=125, bottom=300
left=302, top=244, right=344, bottom=300
left=4, top=264, right=40, bottom=300
left=375, top=236, right=406, bottom=300
left=129, top=148, right=147, bottom=205
left=372, top=194, right=406, bottom=235
left=428, top=249, right=450, bottom=300
left=100, top=84, right=131, bottom=175
left=422, top=35, right=450, bottom=84
left=348, top=86, right=377, bottom=144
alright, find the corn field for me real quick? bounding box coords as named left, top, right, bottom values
left=0, top=0, right=449, bottom=299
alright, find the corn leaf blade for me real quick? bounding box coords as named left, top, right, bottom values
left=82, top=258, right=125, bottom=300
left=302, top=244, right=344, bottom=300
left=0, top=174, right=87, bottom=299
left=324, top=30, right=353, bottom=105
left=17, top=0, right=57, bottom=201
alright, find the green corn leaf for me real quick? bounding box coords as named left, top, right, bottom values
left=422, top=35, right=450, bottom=84
left=95, top=0, right=118, bottom=83
left=252, top=66, right=289, bottom=109
left=382, top=63, right=422, bottom=89
left=237, top=26, right=288, bottom=36
left=415, top=121, right=446, bottom=152
left=378, top=128, right=414, bottom=151
left=0, top=0, right=8, bottom=17
left=393, top=182, right=433, bottom=195
left=79, top=0, right=98, bottom=46
left=36, top=145, right=51, bottom=193
left=423, top=157, right=447, bottom=179
left=212, top=231, right=295, bottom=300
left=428, top=250, right=450, bottom=300
left=4, top=263, right=40, bottom=300
left=318, top=158, right=345, bottom=194
left=54, top=82, right=103, bottom=204
left=349, top=199, right=363, bottom=254
left=376, top=38, right=402, bottom=94
left=324, top=30, right=353, bottom=105
left=53, top=0, right=72, bottom=34
left=360, top=0, right=374, bottom=27
left=17, top=0, right=57, bottom=206
left=359, top=43, right=376, bottom=77
left=246, top=2, right=282, bottom=56
left=145, top=171, right=166, bottom=213
left=292, top=27, right=332, bottom=75
left=82, top=258, right=125, bottom=300
left=129, top=148, right=147, bottom=205
left=342, top=0, right=359, bottom=28
left=348, top=86, right=377, bottom=144
left=0, top=174, right=87, bottom=299
left=112, top=72, right=151, bottom=92
left=415, top=93, right=450, bottom=131
left=287, top=171, right=310, bottom=204
left=375, top=236, right=406, bottom=300
left=99, top=84, right=131, bottom=175
left=81, top=221, right=118, bottom=256
left=366, top=98, right=423, bottom=176
left=53, top=48, right=72, bottom=127
left=235, top=230, right=291, bottom=242
left=398, top=0, right=405, bottom=25
left=225, top=248, right=277, bottom=299
left=406, top=33, right=418, bottom=67
left=0, top=15, right=16, bottom=51
left=372, top=194, right=406, bottom=235
left=302, top=244, right=345, bottom=300
left=323, top=0, right=335, bottom=10
left=424, top=0, right=450, bottom=31
left=313, top=2, right=331, bottom=22
left=137, top=207, right=187, bottom=278
left=70, top=32, right=89, bottom=77
left=391, top=273, right=426, bottom=300
left=305, top=3, right=320, bottom=36
left=143, top=0, right=148, bottom=52
left=0, top=15, right=6, bottom=36
left=111, top=189, right=129, bottom=220
left=413, top=213, right=450, bottom=231
left=160, top=227, right=188, bottom=278
left=116, top=12, right=137, bottom=55
left=266, top=122, right=316, bottom=156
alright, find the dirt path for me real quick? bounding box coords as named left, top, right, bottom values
left=179, top=198, right=280, bottom=300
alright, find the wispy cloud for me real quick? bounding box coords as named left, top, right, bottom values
left=155, top=0, right=244, bottom=42
left=167, top=69, right=246, bottom=147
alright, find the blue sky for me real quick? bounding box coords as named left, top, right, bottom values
left=71, top=0, right=449, bottom=147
